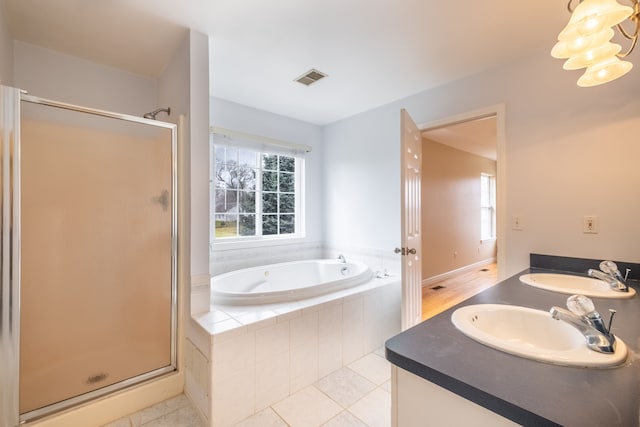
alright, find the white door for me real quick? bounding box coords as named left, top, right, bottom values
left=400, top=109, right=422, bottom=330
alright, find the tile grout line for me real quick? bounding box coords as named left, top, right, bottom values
left=268, top=401, right=293, bottom=427
left=310, top=383, right=347, bottom=409
left=314, top=362, right=389, bottom=427
left=136, top=398, right=195, bottom=427
left=339, top=382, right=389, bottom=427
left=267, top=365, right=381, bottom=427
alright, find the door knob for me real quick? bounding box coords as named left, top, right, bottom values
left=394, top=247, right=417, bottom=256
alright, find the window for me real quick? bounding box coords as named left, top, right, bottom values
left=480, top=173, right=496, bottom=240
left=212, top=143, right=304, bottom=241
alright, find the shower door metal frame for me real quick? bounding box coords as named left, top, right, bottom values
left=0, top=86, right=179, bottom=426
left=0, top=85, right=22, bottom=427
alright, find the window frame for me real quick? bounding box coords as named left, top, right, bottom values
left=480, top=173, right=496, bottom=241
left=210, top=143, right=306, bottom=248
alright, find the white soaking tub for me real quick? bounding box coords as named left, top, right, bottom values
left=190, top=257, right=401, bottom=426
left=211, top=259, right=373, bottom=305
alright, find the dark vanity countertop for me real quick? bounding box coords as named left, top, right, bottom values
left=385, top=268, right=640, bottom=427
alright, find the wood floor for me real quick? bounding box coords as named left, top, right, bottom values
left=422, top=263, right=499, bottom=320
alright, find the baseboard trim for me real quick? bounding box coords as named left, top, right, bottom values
left=422, top=258, right=496, bottom=288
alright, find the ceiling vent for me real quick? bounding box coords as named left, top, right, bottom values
left=294, top=69, right=328, bottom=86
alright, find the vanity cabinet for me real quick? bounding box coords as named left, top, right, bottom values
left=391, top=366, right=517, bottom=427
left=386, top=261, right=640, bottom=427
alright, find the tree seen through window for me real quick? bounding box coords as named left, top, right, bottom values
left=213, top=145, right=298, bottom=239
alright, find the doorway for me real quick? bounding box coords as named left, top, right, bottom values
left=403, top=105, right=506, bottom=321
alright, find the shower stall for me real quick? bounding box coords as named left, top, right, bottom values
left=0, top=85, right=178, bottom=426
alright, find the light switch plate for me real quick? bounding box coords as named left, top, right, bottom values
left=583, top=215, right=598, bottom=234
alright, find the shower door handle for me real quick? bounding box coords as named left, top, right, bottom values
left=152, top=190, right=169, bottom=211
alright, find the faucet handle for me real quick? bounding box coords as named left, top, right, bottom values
left=599, top=260, right=618, bottom=273
left=566, top=294, right=596, bottom=316
left=600, top=260, right=623, bottom=280
left=607, top=309, right=617, bottom=333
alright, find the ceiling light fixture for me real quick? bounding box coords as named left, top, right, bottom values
left=551, top=0, right=640, bottom=87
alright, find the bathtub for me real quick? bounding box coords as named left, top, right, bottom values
left=211, top=259, right=373, bottom=305
left=191, top=258, right=401, bottom=426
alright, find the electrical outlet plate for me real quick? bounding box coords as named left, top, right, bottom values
left=583, top=215, right=598, bottom=234
left=512, top=215, right=524, bottom=231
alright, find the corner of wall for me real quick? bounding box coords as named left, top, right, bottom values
left=184, top=318, right=212, bottom=426
left=188, top=29, right=211, bottom=280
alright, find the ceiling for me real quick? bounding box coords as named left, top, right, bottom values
left=422, top=116, right=497, bottom=161
left=5, top=0, right=569, bottom=125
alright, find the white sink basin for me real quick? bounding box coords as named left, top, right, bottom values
left=519, top=273, right=635, bottom=299
left=451, top=304, right=627, bottom=368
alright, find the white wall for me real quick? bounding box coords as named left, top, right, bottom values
left=156, top=29, right=210, bottom=314
left=13, top=41, right=156, bottom=115
left=188, top=32, right=212, bottom=279
left=209, top=97, right=324, bottom=274
left=323, top=47, right=640, bottom=278
left=157, top=34, right=191, bottom=309
left=158, top=34, right=190, bottom=127
left=322, top=106, right=400, bottom=258
left=500, top=53, right=640, bottom=273
left=156, top=30, right=212, bottom=423
left=0, top=2, right=13, bottom=85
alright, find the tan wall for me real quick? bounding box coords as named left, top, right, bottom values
left=421, top=139, right=497, bottom=280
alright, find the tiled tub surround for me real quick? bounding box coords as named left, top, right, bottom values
left=187, top=275, right=401, bottom=426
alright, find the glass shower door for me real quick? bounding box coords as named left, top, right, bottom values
left=17, top=95, right=177, bottom=421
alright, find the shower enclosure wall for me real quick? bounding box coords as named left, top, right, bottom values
left=0, top=85, right=178, bottom=426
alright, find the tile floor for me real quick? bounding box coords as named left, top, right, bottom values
left=103, top=349, right=391, bottom=427
left=240, top=350, right=391, bottom=427
left=102, top=394, right=203, bottom=427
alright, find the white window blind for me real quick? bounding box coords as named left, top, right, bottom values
left=210, top=127, right=312, bottom=158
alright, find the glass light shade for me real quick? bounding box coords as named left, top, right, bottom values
left=563, top=41, right=621, bottom=69
left=551, top=27, right=614, bottom=58
left=558, top=0, right=633, bottom=40
left=577, top=57, right=633, bottom=86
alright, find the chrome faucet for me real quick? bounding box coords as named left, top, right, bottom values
left=550, top=294, right=617, bottom=354
left=337, top=254, right=346, bottom=263
left=587, top=260, right=629, bottom=292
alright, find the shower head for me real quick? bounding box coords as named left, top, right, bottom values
left=143, top=107, right=171, bottom=120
